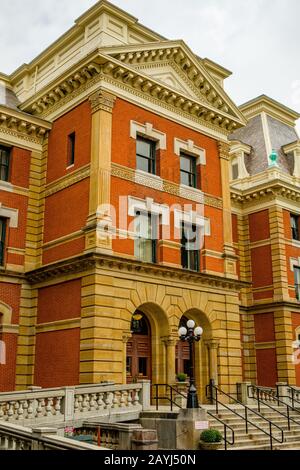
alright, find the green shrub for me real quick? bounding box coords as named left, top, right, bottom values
left=176, top=373, right=187, bottom=382
left=200, top=429, right=223, bottom=443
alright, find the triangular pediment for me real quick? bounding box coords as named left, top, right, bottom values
left=133, top=63, right=205, bottom=102
left=103, top=40, right=247, bottom=127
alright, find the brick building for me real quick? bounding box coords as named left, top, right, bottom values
left=0, top=1, right=299, bottom=398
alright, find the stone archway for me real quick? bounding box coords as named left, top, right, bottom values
left=124, top=302, right=170, bottom=386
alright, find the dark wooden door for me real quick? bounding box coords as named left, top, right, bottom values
left=176, top=341, right=191, bottom=376
left=126, top=317, right=151, bottom=383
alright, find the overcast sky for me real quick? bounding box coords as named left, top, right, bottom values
left=1, top=0, right=299, bottom=131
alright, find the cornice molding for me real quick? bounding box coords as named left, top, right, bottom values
left=111, top=162, right=222, bottom=209
left=0, top=106, right=51, bottom=147
left=231, top=180, right=300, bottom=206
left=26, top=252, right=247, bottom=290
left=20, top=50, right=244, bottom=136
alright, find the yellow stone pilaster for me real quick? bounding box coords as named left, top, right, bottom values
left=162, top=336, right=177, bottom=385
left=85, top=88, right=116, bottom=254
left=218, top=141, right=238, bottom=279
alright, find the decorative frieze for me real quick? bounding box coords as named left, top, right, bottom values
left=45, top=165, right=90, bottom=197
left=111, top=163, right=222, bottom=208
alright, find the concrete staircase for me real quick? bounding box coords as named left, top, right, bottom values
left=206, top=405, right=300, bottom=450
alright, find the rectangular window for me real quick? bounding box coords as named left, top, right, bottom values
left=0, top=146, right=10, bottom=182
left=0, top=218, right=7, bottom=266
left=295, top=267, right=300, bottom=301
left=136, top=137, right=156, bottom=175
left=135, top=212, right=157, bottom=264
left=67, top=132, right=76, bottom=167
left=181, top=223, right=200, bottom=272
left=180, top=153, right=197, bottom=188
left=291, top=214, right=300, bottom=241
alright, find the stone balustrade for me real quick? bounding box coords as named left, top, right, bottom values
left=0, top=382, right=148, bottom=426
left=0, top=422, right=103, bottom=451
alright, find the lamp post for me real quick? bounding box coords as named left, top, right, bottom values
left=178, top=320, right=203, bottom=409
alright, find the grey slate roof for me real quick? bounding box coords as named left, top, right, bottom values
left=229, top=113, right=299, bottom=176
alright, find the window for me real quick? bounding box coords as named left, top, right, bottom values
left=291, top=214, right=300, bottom=241
left=295, top=267, right=300, bottom=301
left=135, top=212, right=157, bottom=264
left=0, top=146, right=10, bottom=182
left=67, top=132, right=76, bottom=167
left=180, top=153, right=197, bottom=188
left=181, top=223, right=200, bottom=272
left=0, top=218, right=7, bottom=266
left=136, top=137, right=156, bottom=175
left=232, top=163, right=239, bottom=180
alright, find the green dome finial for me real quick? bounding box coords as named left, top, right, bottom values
left=269, top=149, right=278, bottom=167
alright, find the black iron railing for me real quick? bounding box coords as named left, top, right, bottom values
left=206, top=382, right=284, bottom=450
left=248, top=385, right=300, bottom=431
left=152, top=383, right=235, bottom=450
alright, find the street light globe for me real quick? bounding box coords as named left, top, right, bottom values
left=187, top=320, right=195, bottom=329
left=178, top=327, right=187, bottom=338
left=194, top=326, right=203, bottom=337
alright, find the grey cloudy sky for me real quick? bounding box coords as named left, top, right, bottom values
left=1, top=0, right=300, bottom=131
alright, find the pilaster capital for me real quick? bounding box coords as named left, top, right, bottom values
left=218, top=141, right=231, bottom=161
left=205, top=339, right=220, bottom=350
left=122, top=331, right=132, bottom=344
left=161, top=336, right=178, bottom=347
left=89, top=88, right=116, bottom=114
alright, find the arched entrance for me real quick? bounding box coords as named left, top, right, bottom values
left=126, top=311, right=152, bottom=383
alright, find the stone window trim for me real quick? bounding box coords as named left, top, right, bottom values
left=174, top=208, right=210, bottom=236
left=0, top=204, right=18, bottom=228
left=290, top=257, right=300, bottom=272
left=130, top=121, right=167, bottom=150
left=229, top=141, right=251, bottom=180
left=174, top=138, right=206, bottom=165
left=0, top=300, right=19, bottom=335
left=128, top=196, right=170, bottom=226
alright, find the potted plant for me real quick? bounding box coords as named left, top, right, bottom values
left=199, top=429, right=223, bottom=451
left=176, top=373, right=188, bottom=383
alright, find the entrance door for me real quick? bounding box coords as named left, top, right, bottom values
left=126, top=315, right=151, bottom=383
left=176, top=341, right=191, bottom=377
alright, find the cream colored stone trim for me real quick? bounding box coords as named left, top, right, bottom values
left=290, top=257, right=300, bottom=272
left=128, top=196, right=170, bottom=224
left=130, top=121, right=166, bottom=150
left=229, top=140, right=250, bottom=180
left=7, top=247, right=25, bottom=256
left=174, top=138, right=206, bottom=165
left=158, top=240, right=181, bottom=249
left=111, top=163, right=222, bottom=208
left=255, top=342, right=276, bottom=350
left=45, top=164, right=90, bottom=197
left=134, top=170, right=163, bottom=191
left=0, top=181, right=29, bottom=197
left=0, top=324, right=19, bottom=334
left=0, top=301, right=12, bottom=324
left=174, top=208, right=205, bottom=229
left=36, top=318, right=81, bottom=333
left=42, top=230, right=84, bottom=250
left=0, top=204, right=18, bottom=228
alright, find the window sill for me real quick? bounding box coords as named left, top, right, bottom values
left=179, top=185, right=204, bottom=203
left=135, top=170, right=163, bottom=190
left=66, top=164, right=75, bottom=171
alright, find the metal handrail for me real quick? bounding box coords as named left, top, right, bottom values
left=206, top=383, right=284, bottom=450
left=152, top=384, right=235, bottom=450
left=248, top=385, right=300, bottom=431
left=206, top=410, right=235, bottom=451
left=152, top=384, right=188, bottom=411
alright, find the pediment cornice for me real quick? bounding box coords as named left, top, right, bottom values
left=20, top=47, right=245, bottom=136
left=104, top=40, right=246, bottom=123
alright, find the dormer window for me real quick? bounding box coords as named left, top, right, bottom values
left=231, top=161, right=239, bottom=180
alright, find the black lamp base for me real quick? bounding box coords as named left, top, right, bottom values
left=187, top=383, right=199, bottom=409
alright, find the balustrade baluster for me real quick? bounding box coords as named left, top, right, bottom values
left=97, top=393, right=104, bottom=410
left=55, top=396, right=62, bottom=416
